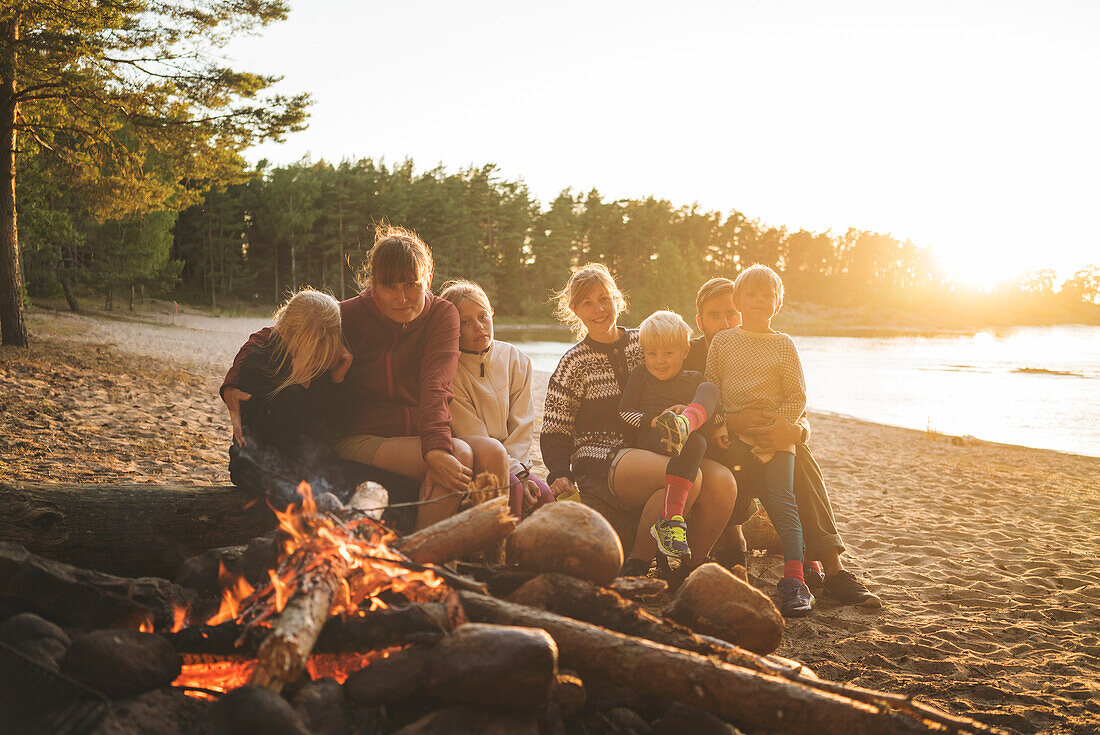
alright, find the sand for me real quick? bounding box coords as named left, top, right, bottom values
left=2, top=304, right=1098, bottom=734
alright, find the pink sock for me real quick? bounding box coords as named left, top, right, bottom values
left=663, top=475, right=692, bottom=519
left=808, top=560, right=823, bottom=578
left=784, top=560, right=805, bottom=582
left=681, top=403, right=707, bottom=433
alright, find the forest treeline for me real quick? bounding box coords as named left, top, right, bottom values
left=20, top=154, right=1100, bottom=324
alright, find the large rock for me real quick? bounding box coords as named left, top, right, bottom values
left=291, top=677, right=351, bottom=735
left=506, top=503, right=623, bottom=586
left=662, top=563, right=783, bottom=655
left=60, top=629, right=181, bottom=698
left=391, top=705, right=538, bottom=735
left=742, top=511, right=781, bottom=553
left=0, top=612, right=71, bottom=670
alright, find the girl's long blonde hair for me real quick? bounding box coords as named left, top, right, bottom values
left=551, top=263, right=627, bottom=338
left=270, top=288, right=345, bottom=396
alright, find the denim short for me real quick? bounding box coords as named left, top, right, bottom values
left=575, top=448, right=634, bottom=512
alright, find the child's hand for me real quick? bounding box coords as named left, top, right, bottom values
left=650, top=404, right=688, bottom=427
left=331, top=348, right=353, bottom=383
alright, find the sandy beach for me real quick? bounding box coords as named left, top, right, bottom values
left=2, top=304, right=1098, bottom=734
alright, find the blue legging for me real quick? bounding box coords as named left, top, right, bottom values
left=734, top=443, right=803, bottom=563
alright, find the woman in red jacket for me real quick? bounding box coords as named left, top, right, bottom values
left=223, top=227, right=498, bottom=529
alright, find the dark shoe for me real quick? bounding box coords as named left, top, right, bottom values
left=620, top=557, right=652, bottom=578
left=823, top=569, right=882, bottom=608
left=651, top=516, right=691, bottom=560
left=805, top=561, right=826, bottom=591
left=777, top=577, right=815, bottom=618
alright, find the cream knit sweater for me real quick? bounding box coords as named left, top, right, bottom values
left=450, top=340, right=535, bottom=478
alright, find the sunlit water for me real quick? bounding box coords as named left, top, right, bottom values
left=501, top=325, right=1100, bottom=458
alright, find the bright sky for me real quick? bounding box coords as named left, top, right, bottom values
left=226, top=1, right=1099, bottom=289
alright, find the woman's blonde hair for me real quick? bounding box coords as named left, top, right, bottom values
left=270, top=288, right=345, bottom=396
left=733, top=264, right=785, bottom=312
left=439, top=279, right=494, bottom=314
left=551, top=263, right=628, bottom=338
left=639, top=310, right=691, bottom=353
left=357, top=225, right=434, bottom=289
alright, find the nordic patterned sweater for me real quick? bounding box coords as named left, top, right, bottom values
left=540, top=329, right=642, bottom=484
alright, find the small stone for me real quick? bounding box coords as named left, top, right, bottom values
left=210, top=685, right=310, bottom=735
left=60, top=629, right=181, bottom=698
left=0, top=612, right=71, bottom=670
left=653, top=701, right=744, bottom=735
left=291, top=677, right=351, bottom=735
left=606, top=706, right=653, bottom=734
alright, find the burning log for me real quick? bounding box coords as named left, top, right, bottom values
left=0, top=482, right=276, bottom=578
left=165, top=601, right=454, bottom=659
left=459, top=591, right=999, bottom=735
left=393, top=495, right=516, bottom=565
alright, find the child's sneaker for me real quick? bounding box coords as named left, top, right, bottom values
left=777, top=577, right=815, bottom=618
left=654, top=410, right=690, bottom=455
left=651, top=515, right=692, bottom=559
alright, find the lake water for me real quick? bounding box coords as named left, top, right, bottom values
left=499, top=325, right=1100, bottom=458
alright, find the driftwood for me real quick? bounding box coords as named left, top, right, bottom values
left=393, top=496, right=516, bottom=565
left=459, top=591, right=1001, bottom=735
left=0, top=542, right=192, bottom=630
left=0, top=482, right=276, bottom=578
left=345, top=623, right=557, bottom=710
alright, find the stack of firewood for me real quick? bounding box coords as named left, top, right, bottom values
left=0, top=479, right=1005, bottom=735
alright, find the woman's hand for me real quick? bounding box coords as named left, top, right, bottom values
left=331, top=348, right=353, bottom=383
left=549, top=476, right=577, bottom=500
left=725, top=401, right=773, bottom=435
left=743, top=412, right=802, bottom=452
left=222, top=387, right=252, bottom=446
left=424, top=449, right=473, bottom=493
left=714, top=433, right=731, bottom=449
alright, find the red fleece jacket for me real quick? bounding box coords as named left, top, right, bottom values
left=222, top=288, right=460, bottom=457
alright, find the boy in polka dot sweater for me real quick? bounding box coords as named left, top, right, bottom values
left=704, top=264, right=814, bottom=618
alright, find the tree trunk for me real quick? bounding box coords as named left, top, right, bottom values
left=337, top=210, right=345, bottom=300
left=0, top=14, right=27, bottom=347
left=104, top=288, right=113, bottom=310
left=128, top=284, right=135, bottom=310
left=59, top=268, right=79, bottom=311
left=0, top=482, right=276, bottom=579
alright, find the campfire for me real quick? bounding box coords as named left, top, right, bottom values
left=172, top=481, right=446, bottom=695
left=0, top=478, right=1006, bottom=735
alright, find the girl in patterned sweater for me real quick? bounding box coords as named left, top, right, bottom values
left=542, top=264, right=735, bottom=577
left=705, top=264, right=814, bottom=617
